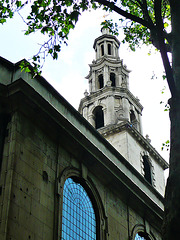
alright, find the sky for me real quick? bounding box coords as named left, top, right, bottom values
left=0, top=8, right=170, bottom=174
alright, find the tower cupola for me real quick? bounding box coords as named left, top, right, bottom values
left=79, top=28, right=142, bottom=133
left=87, top=28, right=131, bottom=94
left=93, top=27, right=120, bottom=60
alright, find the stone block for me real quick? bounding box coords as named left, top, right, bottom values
left=40, top=191, right=54, bottom=212
left=42, top=224, right=53, bottom=240
left=11, top=185, right=31, bottom=213
left=13, top=172, right=40, bottom=202
left=30, top=200, right=54, bottom=228
left=14, top=158, right=42, bottom=190
left=7, top=218, right=35, bottom=240
left=9, top=201, right=19, bottom=223
left=19, top=207, right=44, bottom=238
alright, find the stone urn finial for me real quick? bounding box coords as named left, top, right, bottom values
left=84, top=90, right=89, bottom=97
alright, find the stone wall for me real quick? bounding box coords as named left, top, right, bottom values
left=0, top=57, right=165, bottom=240
left=0, top=112, right=57, bottom=239
left=0, top=109, right=163, bottom=240
left=105, top=129, right=166, bottom=196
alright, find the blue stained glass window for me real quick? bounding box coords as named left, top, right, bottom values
left=61, top=178, right=96, bottom=240
left=135, top=233, right=149, bottom=240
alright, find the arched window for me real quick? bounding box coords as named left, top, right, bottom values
left=130, top=110, right=136, bottom=123
left=130, top=110, right=138, bottom=130
left=110, top=73, right=116, bottom=87
left=135, top=232, right=151, bottom=240
left=142, top=155, right=152, bottom=184
left=131, top=224, right=155, bottom=240
left=108, top=43, right=112, bottom=55
left=98, top=74, right=104, bottom=89
left=101, top=44, right=104, bottom=56
left=61, top=178, right=96, bottom=240
left=93, top=106, right=104, bottom=129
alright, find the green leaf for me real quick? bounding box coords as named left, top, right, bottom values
left=16, top=1, right=22, bottom=7
left=0, top=18, right=6, bottom=24
left=162, top=140, right=170, bottom=151
left=70, top=10, right=80, bottom=22
left=48, top=49, right=53, bottom=54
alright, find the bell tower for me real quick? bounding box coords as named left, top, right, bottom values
left=79, top=28, right=167, bottom=194
left=79, top=28, right=143, bottom=133
left=79, top=27, right=143, bottom=138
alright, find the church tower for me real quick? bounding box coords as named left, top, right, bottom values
left=79, top=27, right=143, bottom=134
left=79, top=28, right=168, bottom=195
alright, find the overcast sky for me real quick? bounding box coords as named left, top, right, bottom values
left=0, top=8, right=171, bottom=171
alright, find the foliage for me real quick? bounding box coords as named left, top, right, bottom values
left=0, top=0, right=172, bottom=75
left=0, top=0, right=97, bottom=73
left=161, top=140, right=170, bottom=151
left=101, top=19, right=119, bottom=36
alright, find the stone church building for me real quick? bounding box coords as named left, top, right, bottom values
left=0, top=28, right=168, bottom=240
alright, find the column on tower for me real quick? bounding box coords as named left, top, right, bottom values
left=104, top=65, right=109, bottom=87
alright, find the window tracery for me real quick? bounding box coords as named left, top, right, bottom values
left=61, top=177, right=96, bottom=240
left=59, top=168, right=108, bottom=240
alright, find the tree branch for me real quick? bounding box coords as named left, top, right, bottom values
left=141, top=0, right=154, bottom=25
left=94, top=0, right=154, bottom=29
left=128, top=0, right=141, bottom=8
left=154, top=0, right=177, bottom=97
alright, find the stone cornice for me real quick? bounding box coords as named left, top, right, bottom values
left=79, top=86, right=143, bottom=113
left=98, top=121, right=169, bottom=170
left=93, top=33, right=120, bottom=49
left=86, top=57, right=130, bottom=79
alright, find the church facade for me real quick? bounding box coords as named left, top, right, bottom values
left=0, top=29, right=168, bottom=240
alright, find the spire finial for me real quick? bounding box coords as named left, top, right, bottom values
left=101, top=27, right=110, bottom=35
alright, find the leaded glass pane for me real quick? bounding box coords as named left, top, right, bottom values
left=61, top=178, right=96, bottom=240
left=135, top=233, right=148, bottom=240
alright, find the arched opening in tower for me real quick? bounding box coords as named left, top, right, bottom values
left=110, top=73, right=116, bottom=87
left=130, top=110, right=138, bottom=130
left=130, top=110, right=136, bottom=123
left=108, top=43, right=112, bottom=55
left=142, top=155, right=152, bottom=185
left=101, top=44, right=104, bottom=56
left=98, top=74, right=104, bottom=89
left=93, top=106, right=104, bottom=129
